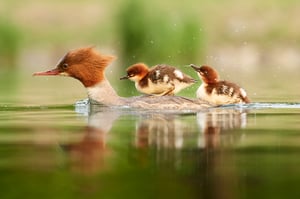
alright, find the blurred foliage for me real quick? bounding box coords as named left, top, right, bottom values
left=118, top=0, right=205, bottom=66
left=117, top=0, right=204, bottom=97
left=0, top=18, right=22, bottom=68
left=0, top=70, right=19, bottom=102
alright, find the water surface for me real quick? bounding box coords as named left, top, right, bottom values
left=1, top=100, right=300, bottom=199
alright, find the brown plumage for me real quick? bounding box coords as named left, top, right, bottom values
left=190, top=64, right=250, bottom=105
left=32, top=47, right=211, bottom=110
left=120, top=63, right=196, bottom=96
left=34, top=47, right=116, bottom=87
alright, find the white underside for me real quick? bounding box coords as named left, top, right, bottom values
left=136, top=79, right=192, bottom=95
left=196, top=84, right=246, bottom=105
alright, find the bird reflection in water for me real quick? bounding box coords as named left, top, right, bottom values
left=135, top=114, right=187, bottom=149
left=134, top=108, right=247, bottom=150
left=62, top=108, right=120, bottom=174
left=67, top=104, right=248, bottom=198
left=68, top=104, right=247, bottom=175
left=131, top=107, right=247, bottom=199
left=197, top=108, right=247, bottom=149
left=196, top=108, right=247, bottom=199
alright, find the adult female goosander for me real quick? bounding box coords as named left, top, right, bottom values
left=33, top=47, right=210, bottom=110
left=190, top=64, right=250, bottom=105
left=120, top=63, right=196, bottom=96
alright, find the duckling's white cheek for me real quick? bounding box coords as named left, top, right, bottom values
left=59, top=72, right=70, bottom=76
left=129, top=76, right=139, bottom=81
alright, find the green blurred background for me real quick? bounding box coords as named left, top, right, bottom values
left=0, top=0, right=299, bottom=104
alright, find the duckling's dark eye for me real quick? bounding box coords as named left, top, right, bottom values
left=62, top=63, right=68, bottom=69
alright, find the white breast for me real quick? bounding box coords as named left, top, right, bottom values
left=136, top=78, right=192, bottom=95
left=135, top=79, right=173, bottom=95
left=196, top=84, right=244, bottom=105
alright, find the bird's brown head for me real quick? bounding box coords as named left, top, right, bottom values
left=190, top=64, right=219, bottom=84
left=33, top=47, right=116, bottom=87
left=120, top=63, right=149, bottom=81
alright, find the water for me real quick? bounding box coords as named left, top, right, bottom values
left=1, top=71, right=300, bottom=199
left=1, top=99, right=300, bottom=199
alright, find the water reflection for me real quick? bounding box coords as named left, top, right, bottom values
left=135, top=114, right=187, bottom=149
left=197, top=109, right=247, bottom=149
left=3, top=103, right=300, bottom=198
left=68, top=104, right=247, bottom=175
left=62, top=109, right=120, bottom=174
left=66, top=104, right=248, bottom=198
left=195, top=109, right=246, bottom=199
left=131, top=108, right=247, bottom=150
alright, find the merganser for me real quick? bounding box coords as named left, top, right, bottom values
left=120, top=63, right=196, bottom=96
left=33, top=47, right=210, bottom=110
left=190, top=64, right=250, bottom=105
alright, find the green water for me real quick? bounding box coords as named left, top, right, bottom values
left=1, top=102, right=300, bottom=199
left=1, top=72, right=300, bottom=199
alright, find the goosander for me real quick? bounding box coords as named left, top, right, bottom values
left=190, top=64, right=250, bottom=105
left=120, top=63, right=196, bottom=96
left=33, top=47, right=210, bottom=110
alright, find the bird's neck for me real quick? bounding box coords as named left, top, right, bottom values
left=86, top=78, right=123, bottom=106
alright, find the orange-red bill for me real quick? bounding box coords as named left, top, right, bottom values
left=33, top=68, right=60, bottom=76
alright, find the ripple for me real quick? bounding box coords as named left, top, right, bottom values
left=224, top=102, right=300, bottom=109
left=74, top=100, right=300, bottom=116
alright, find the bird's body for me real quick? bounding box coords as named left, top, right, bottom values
left=121, top=63, right=196, bottom=96
left=191, top=64, right=250, bottom=105
left=33, top=47, right=210, bottom=110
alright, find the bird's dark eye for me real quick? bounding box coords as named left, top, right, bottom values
left=62, top=63, right=68, bottom=69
